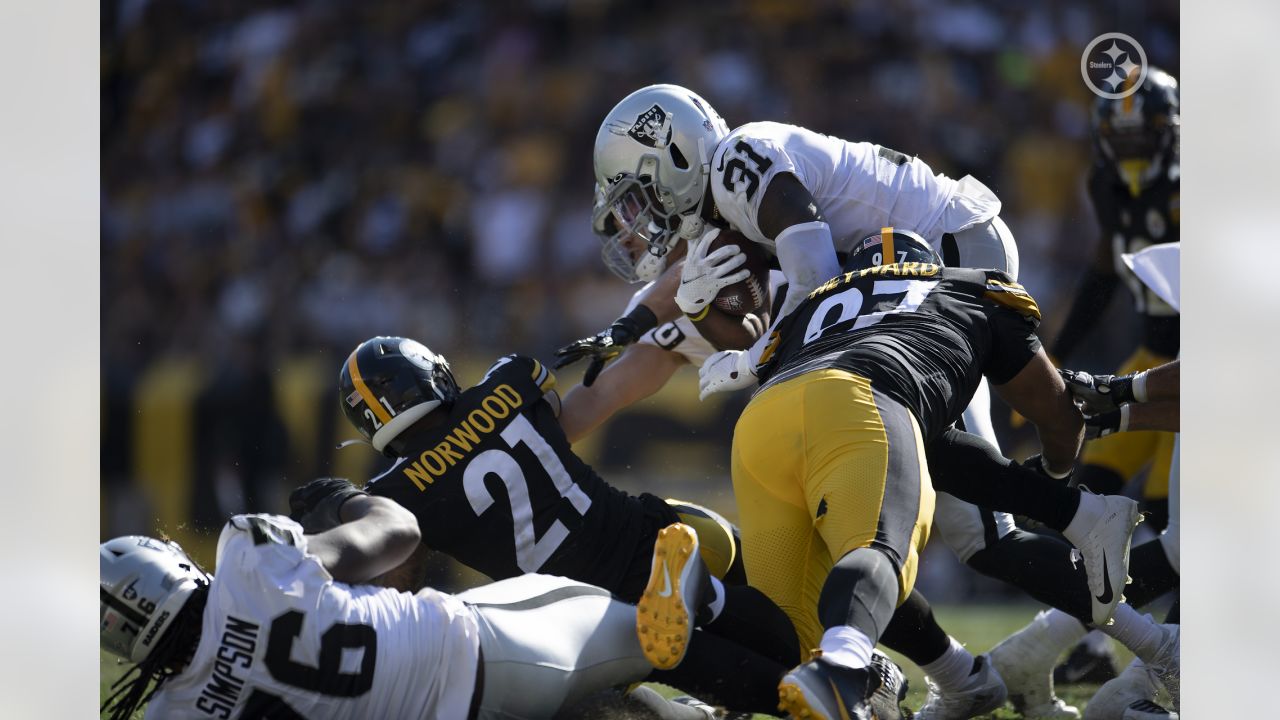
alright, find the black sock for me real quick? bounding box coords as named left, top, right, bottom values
left=927, top=427, right=1079, bottom=532
left=1075, top=464, right=1126, bottom=496
left=817, top=547, right=900, bottom=644
left=650, top=627, right=787, bottom=714
left=1141, top=498, right=1169, bottom=533
left=703, top=584, right=801, bottom=666
left=966, top=528, right=1093, bottom=623
left=1122, top=538, right=1179, bottom=609
left=879, top=588, right=951, bottom=666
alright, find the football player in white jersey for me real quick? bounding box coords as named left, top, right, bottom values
left=567, top=84, right=1070, bottom=716
left=101, top=493, right=720, bottom=720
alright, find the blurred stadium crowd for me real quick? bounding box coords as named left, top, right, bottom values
left=101, top=0, right=1177, bottom=595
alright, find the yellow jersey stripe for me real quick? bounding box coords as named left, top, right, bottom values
left=348, top=353, right=392, bottom=424
left=881, top=226, right=895, bottom=265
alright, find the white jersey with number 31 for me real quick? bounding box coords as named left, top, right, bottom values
left=144, top=514, right=480, bottom=720
left=709, top=121, right=1000, bottom=252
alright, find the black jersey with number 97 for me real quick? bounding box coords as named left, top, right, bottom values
left=756, top=264, right=1043, bottom=442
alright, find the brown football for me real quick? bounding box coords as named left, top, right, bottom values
left=709, top=230, right=772, bottom=316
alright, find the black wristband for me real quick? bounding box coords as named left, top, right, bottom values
left=1107, top=375, right=1136, bottom=405
left=611, top=304, right=659, bottom=344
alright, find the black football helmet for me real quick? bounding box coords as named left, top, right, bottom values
left=339, top=336, right=460, bottom=455
left=1092, top=66, right=1179, bottom=195
left=844, top=227, right=941, bottom=272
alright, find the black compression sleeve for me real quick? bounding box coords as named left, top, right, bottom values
left=926, top=428, right=1079, bottom=532
left=878, top=589, right=951, bottom=666
left=1051, top=269, right=1120, bottom=362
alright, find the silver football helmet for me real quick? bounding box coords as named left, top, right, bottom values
left=101, top=535, right=209, bottom=663
left=593, top=84, right=730, bottom=282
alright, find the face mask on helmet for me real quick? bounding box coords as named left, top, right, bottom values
left=339, top=336, right=461, bottom=455
left=843, top=227, right=942, bottom=273
left=593, top=85, right=729, bottom=282
left=101, top=536, right=210, bottom=664
left=1093, top=68, right=1179, bottom=195
left=596, top=174, right=685, bottom=282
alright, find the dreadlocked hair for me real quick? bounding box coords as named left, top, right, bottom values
left=101, top=580, right=210, bottom=720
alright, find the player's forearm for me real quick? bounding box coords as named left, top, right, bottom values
left=1136, top=360, right=1179, bottom=402
left=692, top=307, right=767, bottom=351
left=635, top=260, right=684, bottom=324
left=559, top=346, right=683, bottom=443
left=774, top=221, right=841, bottom=315
left=312, top=495, right=422, bottom=584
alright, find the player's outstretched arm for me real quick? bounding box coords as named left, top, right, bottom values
left=994, top=348, right=1085, bottom=477
left=559, top=343, right=686, bottom=443
left=306, top=495, right=422, bottom=584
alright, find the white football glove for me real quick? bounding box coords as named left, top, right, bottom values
left=674, top=228, right=751, bottom=316
left=698, top=349, right=758, bottom=400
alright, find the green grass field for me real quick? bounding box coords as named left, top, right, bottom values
left=100, top=603, right=1132, bottom=719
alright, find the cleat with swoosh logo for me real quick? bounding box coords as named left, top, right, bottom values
left=1062, top=491, right=1141, bottom=626
left=637, top=523, right=708, bottom=670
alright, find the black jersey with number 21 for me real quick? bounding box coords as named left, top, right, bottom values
left=366, top=355, right=672, bottom=596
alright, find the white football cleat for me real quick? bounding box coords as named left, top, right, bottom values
left=636, top=523, right=707, bottom=670
left=989, top=613, right=1081, bottom=720
left=1062, top=492, right=1141, bottom=626
left=1084, top=656, right=1179, bottom=719
left=1143, top=625, right=1179, bottom=711
left=915, top=654, right=1008, bottom=720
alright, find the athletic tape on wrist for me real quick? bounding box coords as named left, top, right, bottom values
left=1131, top=371, right=1149, bottom=403
left=1118, top=403, right=1131, bottom=433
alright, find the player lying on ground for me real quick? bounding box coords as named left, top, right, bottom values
left=101, top=494, right=718, bottom=719
left=323, top=336, right=795, bottom=713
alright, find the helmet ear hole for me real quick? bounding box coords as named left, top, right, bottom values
left=669, top=143, right=689, bottom=170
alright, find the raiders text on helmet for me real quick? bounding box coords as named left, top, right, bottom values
left=101, top=536, right=209, bottom=663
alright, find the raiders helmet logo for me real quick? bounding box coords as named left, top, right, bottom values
left=626, top=104, right=672, bottom=148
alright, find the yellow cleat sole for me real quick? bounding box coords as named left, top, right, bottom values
left=636, top=523, right=698, bottom=670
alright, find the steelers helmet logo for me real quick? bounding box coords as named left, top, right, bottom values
left=399, top=339, right=441, bottom=371
left=1081, top=33, right=1148, bottom=100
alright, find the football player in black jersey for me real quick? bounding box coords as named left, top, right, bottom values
left=1049, top=67, right=1181, bottom=689
left=307, top=335, right=796, bottom=714
left=719, top=230, right=1175, bottom=719
left=1052, top=67, right=1179, bottom=514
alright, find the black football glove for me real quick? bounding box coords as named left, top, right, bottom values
left=1059, top=368, right=1135, bottom=414
left=1083, top=409, right=1123, bottom=439
left=288, top=477, right=368, bottom=534
left=552, top=305, right=658, bottom=387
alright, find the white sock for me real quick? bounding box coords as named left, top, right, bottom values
left=921, top=636, right=977, bottom=691
left=1062, top=491, right=1104, bottom=546
left=704, top=577, right=725, bottom=623
left=817, top=625, right=874, bottom=670
left=1040, top=609, right=1089, bottom=649
left=1099, top=605, right=1166, bottom=663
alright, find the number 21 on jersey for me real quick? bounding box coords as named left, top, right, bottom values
left=462, top=414, right=593, bottom=573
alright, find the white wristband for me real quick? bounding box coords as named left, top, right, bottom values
left=1040, top=455, right=1073, bottom=480
left=1118, top=403, right=1131, bottom=433
left=1132, top=371, right=1149, bottom=403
